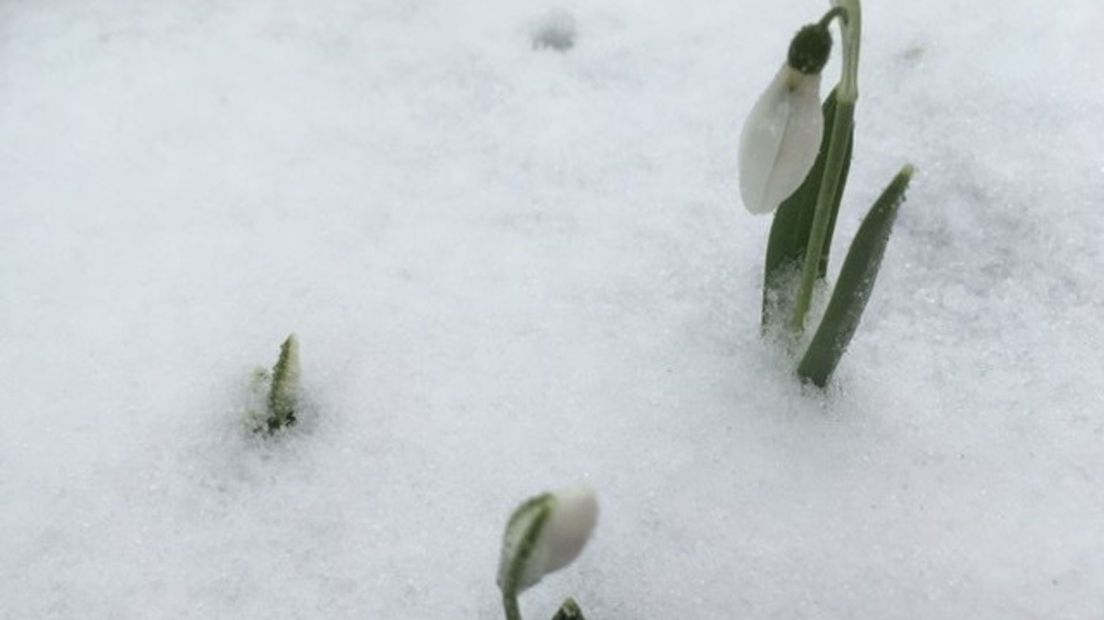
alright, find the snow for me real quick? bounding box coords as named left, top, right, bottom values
left=2, top=0, right=1102, bottom=618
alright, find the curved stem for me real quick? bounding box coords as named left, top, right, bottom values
left=503, top=591, right=523, bottom=620
left=833, top=0, right=862, bottom=102
left=817, top=6, right=847, bottom=29
left=790, top=0, right=862, bottom=332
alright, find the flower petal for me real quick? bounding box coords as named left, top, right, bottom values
left=739, top=65, right=824, bottom=214
left=539, top=486, right=598, bottom=575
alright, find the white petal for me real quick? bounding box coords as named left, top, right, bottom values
left=738, top=65, right=824, bottom=214
left=538, top=486, right=598, bottom=575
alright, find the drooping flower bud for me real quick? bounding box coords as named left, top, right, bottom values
left=738, top=23, right=832, bottom=215
left=496, top=486, right=599, bottom=595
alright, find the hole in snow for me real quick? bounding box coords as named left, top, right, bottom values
left=531, top=10, right=576, bottom=52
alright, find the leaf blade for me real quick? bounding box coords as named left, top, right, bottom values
left=797, top=165, right=913, bottom=387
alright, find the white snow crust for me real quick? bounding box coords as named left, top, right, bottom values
left=1, top=0, right=1102, bottom=618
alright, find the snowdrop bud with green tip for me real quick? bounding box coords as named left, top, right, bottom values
left=738, top=22, right=833, bottom=215
left=497, top=486, right=598, bottom=594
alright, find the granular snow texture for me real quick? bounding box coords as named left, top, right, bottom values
left=1, top=0, right=1102, bottom=618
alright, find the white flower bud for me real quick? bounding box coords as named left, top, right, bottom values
left=497, top=486, right=599, bottom=594
left=738, top=64, right=824, bottom=215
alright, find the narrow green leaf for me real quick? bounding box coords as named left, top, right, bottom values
left=762, top=88, right=855, bottom=326
left=797, top=165, right=913, bottom=387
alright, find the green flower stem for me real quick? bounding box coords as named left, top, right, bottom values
left=791, top=101, right=855, bottom=331
left=791, top=0, right=862, bottom=331
left=834, top=0, right=862, bottom=102
left=817, top=6, right=847, bottom=29
left=503, top=590, right=522, bottom=620
left=503, top=596, right=521, bottom=620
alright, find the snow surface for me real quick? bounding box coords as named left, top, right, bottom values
left=2, top=0, right=1103, bottom=618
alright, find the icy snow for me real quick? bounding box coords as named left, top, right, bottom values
left=1, top=0, right=1102, bottom=618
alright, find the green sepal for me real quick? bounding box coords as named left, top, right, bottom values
left=498, top=493, right=554, bottom=597
left=797, top=165, right=913, bottom=387
left=762, top=88, right=854, bottom=327
left=552, top=598, right=586, bottom=620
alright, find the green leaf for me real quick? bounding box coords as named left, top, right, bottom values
left=797, top=165, right=913, bottom=387
left=265, top=333, right=300, bottom=432
left=762, top=88, right=854, bottom=326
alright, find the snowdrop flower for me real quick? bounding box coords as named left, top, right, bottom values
left=497, top=486, right=598, bottom=594
left=739, top=23, right=833, bottom=215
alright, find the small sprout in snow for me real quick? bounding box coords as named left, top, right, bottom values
left=267, top=334, right=300, bottom=428
left=497, top=486, right=598, bottom=620
left=248, top=334, right=301, bottom=434
left=551, top=598, right=586, bottom=620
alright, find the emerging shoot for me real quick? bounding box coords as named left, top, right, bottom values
left=551, top=598, right=586, bottom=620
left=250, top=333, right=301, bottom=434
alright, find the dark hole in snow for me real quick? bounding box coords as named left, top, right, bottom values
left=531, top=10, right=576, bottom=52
